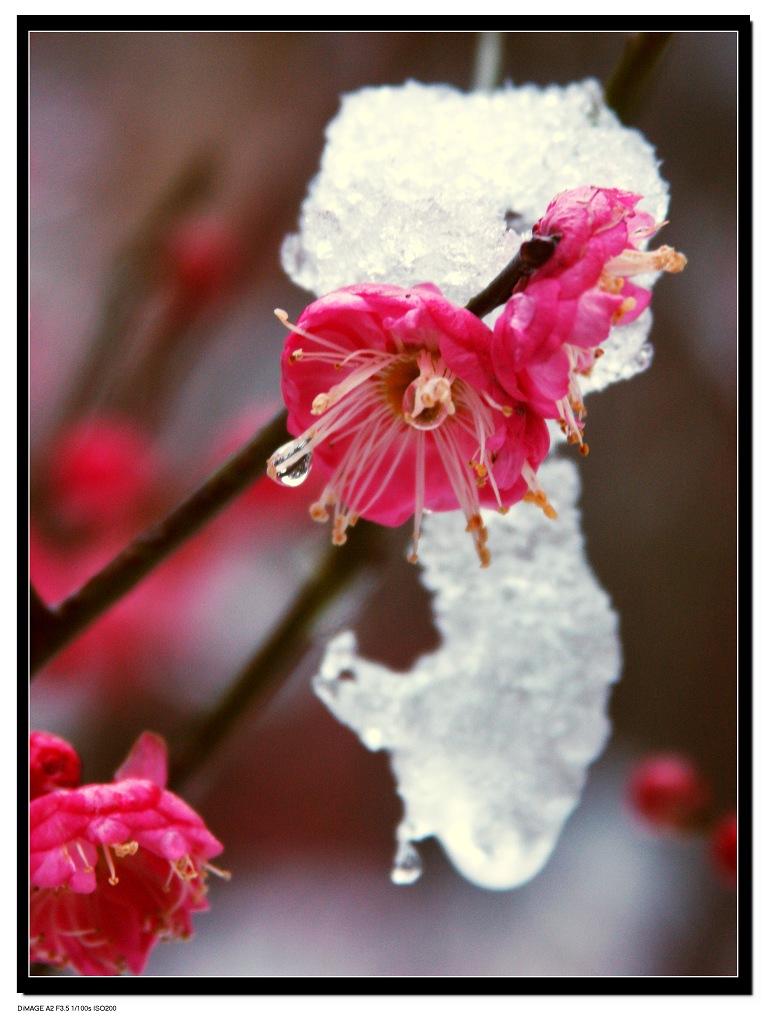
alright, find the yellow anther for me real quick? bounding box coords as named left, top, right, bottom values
left=113, top=841, right=139, bottom=858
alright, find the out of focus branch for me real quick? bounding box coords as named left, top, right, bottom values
left=170, top=518, right=384, bottom=789
left=30, top=409, right=290, bottom=677
left=472, top=32, right=504, bottom=92
left=29, top=584, right=54, bottom=638
left=59, top=148, right=219, bottom=424
left=605, top=32, right=673, bottom=124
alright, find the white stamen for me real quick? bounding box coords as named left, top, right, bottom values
left=604, top=244, right=687, bottom=277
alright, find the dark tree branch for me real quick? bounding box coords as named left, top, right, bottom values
left=465, top=235, right=560, bottom=319
left=605, top=32, right=673, bottom=125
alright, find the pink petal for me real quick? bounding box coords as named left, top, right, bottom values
left=615, top=281, right=652, bottom=325
left=114, top=732, right=169, bottom=788
left=566, top=287, right=624, bottom=349
left=517, top=348, right=573, bottom=417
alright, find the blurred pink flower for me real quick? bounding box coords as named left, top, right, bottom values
left=163, top=214, right=242, bottom=310
left=493, top=186, right=686, bottom=449
left=47, top=417, right=160, bottom=537
left=30, top=732, right=82, bottom=800
left=627, top=753, right=711, bottom=832
left=268, top=283, right=551, bottom=566
left=30, top=732, right=227, bottom=976
left=710, top=812, right=737, bottom=887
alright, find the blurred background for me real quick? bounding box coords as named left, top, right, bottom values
left=28, top=31, right=738, bottom=977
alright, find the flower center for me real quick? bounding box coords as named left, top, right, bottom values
left=400, top=350, right=456, bottom=431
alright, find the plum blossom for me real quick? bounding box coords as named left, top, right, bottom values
left=493, top=186, right=686, bottom=450
left=271, top=85, right=688, bottom=570
left=163, top=214, right=242, bottom=311
left=29, top=731, right=227, bottom=976
left=46, top=416, right=160, bottom=536
left=30, top=731, right=82, bottom=800
left=268, top=282, right=551, bottom=566
left=710, top=812, right=737, bottom=887
left=211, top=404, right=323, bottom=530
left=626, top=753, right=711, bottom=832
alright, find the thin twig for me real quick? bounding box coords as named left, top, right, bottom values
left=170, top=519, right=383, bottom=789
left=30, top=410, right=290, bottom=677
left=604, top=32, right=673, bottom=124
left=59, top=149, right=219, bottom=425
left=111, top=296, right=213, bottom=429
left=465, top=235, right=560, bottom=319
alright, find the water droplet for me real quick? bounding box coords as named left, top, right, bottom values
left=270, top=438, right=312, bottom=487
left=390, top=840, right=423, bottom=885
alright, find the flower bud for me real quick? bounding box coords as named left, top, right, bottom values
left=710, top=812, right=737, bottom=887
left=30, top=731, right=82, bottom=799
left=627, top=753, right=711, bottom=832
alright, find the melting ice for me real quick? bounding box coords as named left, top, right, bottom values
left=314, top=460, right=621, bottom=889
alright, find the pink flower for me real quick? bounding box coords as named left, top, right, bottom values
left=493, top=186, right=686, bottom=449
left=30, top=732, right=82, bottom=800
left=626, top=753, right=711, bottom=832
left=30, top=732, right=227, bottom=976
left=163, top=214, right=242, bottom=310
left=267, top=283, right=552, bottom=566
left=47, top=417, right=160, bottom=536
left=710, top=812, right=737, bottom=887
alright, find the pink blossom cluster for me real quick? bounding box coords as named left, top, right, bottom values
left=269, top=187, right=686, bottom=565
left=29, top=731, right=227, bottom=975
